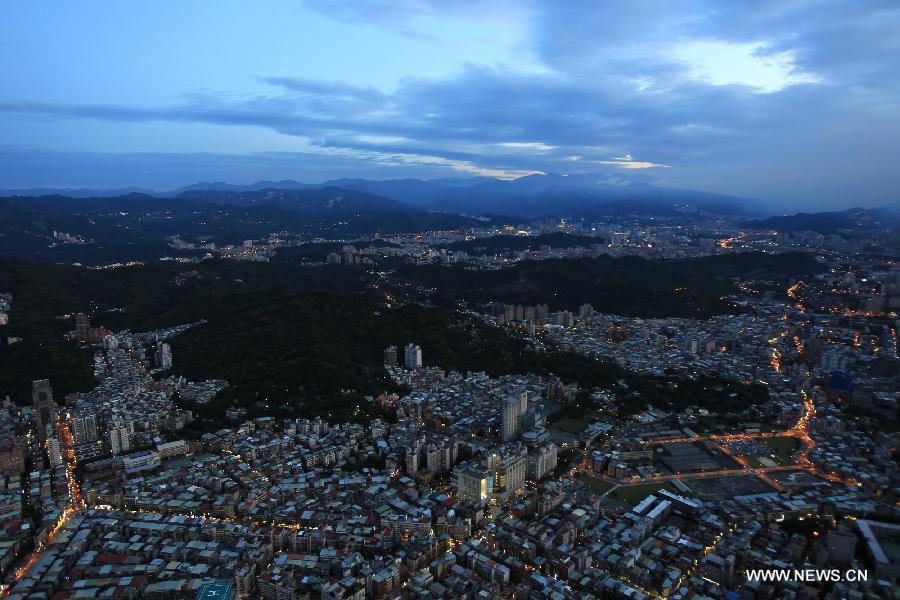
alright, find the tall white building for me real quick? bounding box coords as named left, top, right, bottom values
left=404, top=343, right=422, bottom=369
left=501, top=392, right=528, bottom=441
left=108, top=423, right=131, bottom=456
left=156, top=343, right=173, bottom=370
left=405, top=438, right=422, bottom=474
left=47, top=434, right=63, bottom=467
left=70, top=409, right=98, bottom=445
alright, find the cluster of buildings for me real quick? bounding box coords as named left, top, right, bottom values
left=545, top=301, right=790, bottom=382
left=3, top=220, right=900, bottom=597
left=383, top=344, right=422, bottom=370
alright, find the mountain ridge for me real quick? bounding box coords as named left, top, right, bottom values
left=1, top=174, right=773, bottom=218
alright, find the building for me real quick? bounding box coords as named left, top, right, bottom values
left=121, top=450, right=161, bottom=474
left=856, top=519, right=900, bottom=580
left=827, top=522, right=857, bottom=564
left=405, top=438, right=422, bottom=474
left=75, top=312, right=90, bottom=341
left=32, top=379, right=56, bottom=442
left=70, top=408, right=99, bottom=445
left=456, top=445, right=528, bottom=505
left=526, top=443, right=558, bottom=480
left=156, top=439, right=187, bottom=459
left=156, top=343, right=173, bottom=370
left=108, top=423, right=131, bottom=456
left=0, top=434, right=24, bottom=477
left=404, top=343, right=422, bottom=369
left=456, top=466, right=489, bottom=505
left=196, top=581, right=236, bottom=600
left=383, top=345, right=398, bottom=366
left=47, top=434, right=63, bottom=467
left=501, top=393, right=528, bottom=441
left=699, top=553, right=735, bottom=587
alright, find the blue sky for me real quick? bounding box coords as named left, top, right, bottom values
left=1, top=0, right=898, bottom=209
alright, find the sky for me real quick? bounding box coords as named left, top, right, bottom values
left=1, top=0, right=898, bottom=209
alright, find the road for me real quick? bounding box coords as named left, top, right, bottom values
left=3, top=419, right=83, bottom=594
left=593, top=389, right=858, bottom=491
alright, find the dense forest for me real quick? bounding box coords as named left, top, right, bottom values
left=0, top=253, right=787, bottom=418
left=387, top=251, right=823, bottom=317
left=438, top=232, right=607, bottom=253
left=169, top=294, right=768, bottom=425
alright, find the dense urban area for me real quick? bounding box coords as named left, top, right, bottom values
left=0, top=191, right=898, bottom=600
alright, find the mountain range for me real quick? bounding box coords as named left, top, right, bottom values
left=1, top=174, right=774, bottom=219
left=742, top=207, right=900, bottom=234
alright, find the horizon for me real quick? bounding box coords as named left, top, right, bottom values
left=2, top=1, right=899, bottom=211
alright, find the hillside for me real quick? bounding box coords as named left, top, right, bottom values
left=0, top=192, right=483, bottom=264
left=169, top=292, right=768, bottom=424
left=439, top=232, right=606, bottom=253
left=743, top=207, right=900, bottom=234
left=176, top=186, right=406, bottom=215
left=387, top=251, right=824, bottom=317
left=0, top=258, right=771, bottom=423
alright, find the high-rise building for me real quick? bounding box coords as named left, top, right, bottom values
left=501, top=394, right=528, bottom=441
left=526, top=443, right=558, bottom=480
left=70, top=408, right=99, bottom=445
left=75, top=313, right=90, bottom=341
left=156, top=343, right=173, bottom=370
left=32, top=379, right=56, bottom=442
left=108, top=423, right=131, bottom=456
left=405, top=438, right=422, bottom=474
left=404, top=343, right=422, bottom=369
left=486, top=446, right=527, bottom=500
left=501, top=397, right=519, bottom=441
left=456, top=445, right=528, bottom=506
left=384, top=345, right=398, bottom=366
left=47, top=433, right=63, bottom=467
left=455, top=466, right=489, bottom=504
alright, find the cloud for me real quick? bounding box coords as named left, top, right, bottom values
left=258, top=76, right=389, bottom=103
left=1, top=0, right=899, bottom=207
left=596, top=155, right=670, bottom=169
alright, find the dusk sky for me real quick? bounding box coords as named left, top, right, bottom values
left=1, top=1, right=899, bottom=209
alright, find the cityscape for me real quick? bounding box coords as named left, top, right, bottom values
left=1, top=2, right=899, bottom=599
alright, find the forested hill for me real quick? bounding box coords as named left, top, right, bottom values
left=0, top=255, right=777, bottom=425
left=387, top=251, right=823, bottom=317
left=438, top=232, right=606, bottom=253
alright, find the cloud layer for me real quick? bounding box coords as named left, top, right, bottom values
left=1, top=0, right=898, bottom=208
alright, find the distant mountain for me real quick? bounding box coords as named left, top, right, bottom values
left=176, top=186, right=407, bottom=216
left=314, top=174, right=769, bottom=219
left=171, top=180, right=316, bottom=194
left=1, top=174, right=771, bottom=219
left=0, top=186, right=156, bottom=198
left=0, top=191, right=485, bottom=264
left=318, top=177, right=494, bottom=206
left=743, top=207, right=900, bottom=234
